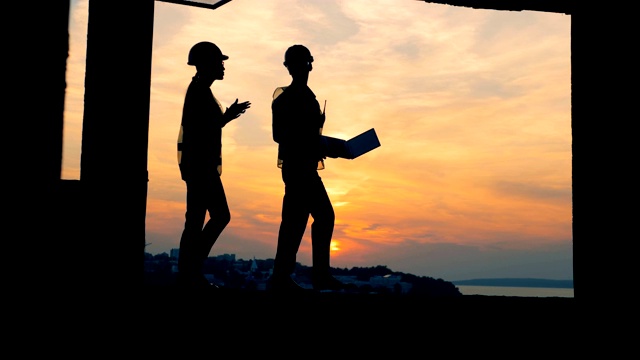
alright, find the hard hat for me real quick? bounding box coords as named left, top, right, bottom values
left=284, top=44, right=313, bottom=67
left=187, top=41, right=228, bottom=66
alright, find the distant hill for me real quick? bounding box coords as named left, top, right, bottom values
left=452, top=278, right=573, bottom=289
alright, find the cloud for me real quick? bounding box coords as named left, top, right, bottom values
left=341, top=239, right=574, bottom=281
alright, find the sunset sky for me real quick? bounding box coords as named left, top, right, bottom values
left=63, top=0, right=573, bottom=281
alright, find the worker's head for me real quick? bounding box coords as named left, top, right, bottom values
left=187, top=41, right=228, bottom=67
left=188, top=41, right=227, bottom=82
left=283, top=44, right=313, bottom=71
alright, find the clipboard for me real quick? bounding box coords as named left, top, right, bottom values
left=322, top=128, right=381, bottom=159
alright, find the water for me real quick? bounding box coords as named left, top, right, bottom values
left=456, top=285, right=574, bottom=298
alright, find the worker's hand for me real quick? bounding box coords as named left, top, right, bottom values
left=226, top=98, right=251, bottom=121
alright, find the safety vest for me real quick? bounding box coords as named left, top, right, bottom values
left=177, top=94, right=225, bottom=177
left=272, top=86, right=324, bottom=170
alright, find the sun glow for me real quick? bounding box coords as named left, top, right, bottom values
left=330, top=241, right=341, bottom=252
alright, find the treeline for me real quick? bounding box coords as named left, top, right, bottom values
left=144, top=252, right=462, bottom=297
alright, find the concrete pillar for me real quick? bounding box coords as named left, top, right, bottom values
left=81, top=0, right=154, bottom=288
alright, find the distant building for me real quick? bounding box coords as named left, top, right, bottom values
left=214, top=253, right=236, bottom=262
left=370, top=274, right=412, bottom=294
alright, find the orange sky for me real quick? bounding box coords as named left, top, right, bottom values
left=63, top=0, right=572, bottom=281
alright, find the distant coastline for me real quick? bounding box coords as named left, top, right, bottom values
left=452, top=278, right=573, bottom=289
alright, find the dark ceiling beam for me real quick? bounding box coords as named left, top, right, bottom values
left=155, top=0, right=232, bottom=11
left=419, top=0, right=574, bottom=15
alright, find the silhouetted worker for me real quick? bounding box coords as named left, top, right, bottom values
left=268, top=44, right=345, bottom=292
left=176, top=41, right=251, bottom=287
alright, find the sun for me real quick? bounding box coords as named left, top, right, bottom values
left=330, top=240, right=340, bottom=252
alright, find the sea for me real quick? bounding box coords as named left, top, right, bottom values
left=456, top=285, right=574, bottom=298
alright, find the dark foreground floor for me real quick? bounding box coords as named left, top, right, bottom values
left=138, top=287, right=584, bottom=351
left=142, top=286, right=576, bottom=315
left=142, top=287, right=577, bottom=333
left=23, top=288, right=583, bottom=355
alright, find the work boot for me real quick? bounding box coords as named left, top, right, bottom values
left=312, top=273, right=345, bottom=292
left=267, top=274, right=307, bottom=293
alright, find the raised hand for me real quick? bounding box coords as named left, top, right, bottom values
left=226, top=98, right=251, bottom=120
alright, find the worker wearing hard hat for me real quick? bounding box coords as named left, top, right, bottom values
left=176, top=41, right=251, bottom=288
